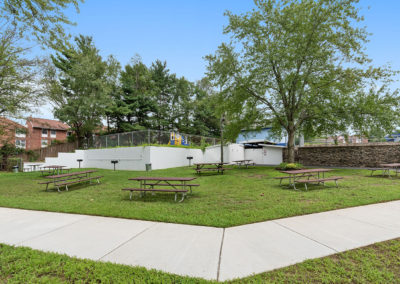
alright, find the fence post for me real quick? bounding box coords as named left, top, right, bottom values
left=132, top=132, right=134, bottom=146
left=118, top=133, right=120, bottom=147
left=148, top=129, right=150, bottom=145
left=106, top=135, right=108, bottom=148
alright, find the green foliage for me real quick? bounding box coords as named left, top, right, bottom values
left=276, top=162, right=303, bottom=170
left=5, top=157, right=23, bottom=171
left=1, top=0, right=82, bottom=49
left=0, top=0, right=83, bottom=117
left=104, top=57, right=220, bottom=137
left=44, top=35, right=116, bottom=146
left=25, top=150, right=39, bottom=162
left=0, top=143, right=24, bottom=157
left=206, top=0, right=399, bottom=162
left=0, top=27, right=43, bottom=117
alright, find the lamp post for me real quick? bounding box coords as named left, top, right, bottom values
left=220, top=114, right=225, bottom=165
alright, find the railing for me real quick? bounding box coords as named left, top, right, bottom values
left=86, top=130, right=220, bottom=149
left=18, top=141, right=78, bottom=162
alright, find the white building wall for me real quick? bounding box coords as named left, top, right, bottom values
left=203, top=145, right=229, bottom=163
left=227, top=144, right=245, bottom=162
left=244, top=146, right=283, bottom=165
left=40, top=144, right=283, bottom=171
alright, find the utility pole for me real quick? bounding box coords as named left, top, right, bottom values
left=220, top=113, right=225, bottom=165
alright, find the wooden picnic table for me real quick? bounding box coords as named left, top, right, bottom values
left=41, top=165, right=66, bottom=175
left=39, top=170, right=102, bottom=192
left=194, top=162, right=228, bottom=175
left=123, top=177, right=198, bottom=202
left=232, top=160, right=255, bottom=168
left=375, top=163, right=400, bottom=178
left=279, top=168, right=342, bottom=190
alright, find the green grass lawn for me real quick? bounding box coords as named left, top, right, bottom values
left=0, top=166, right=399, bottom=227
left=1, top=238, right=400, bottom=283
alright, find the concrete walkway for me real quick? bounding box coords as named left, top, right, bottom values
left=1, top=201, right=400, bottom=281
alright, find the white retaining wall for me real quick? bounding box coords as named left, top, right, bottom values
left=84, top=147, right=150, bottom=171
left=43, top=150, right=85, bottom=169
left=43, top=144, right=283, bottom=170
left=244, top=146, right=283, bottom=165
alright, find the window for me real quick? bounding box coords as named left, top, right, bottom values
left=41, top=140, right=48, bottom=148
left=15, top=139, right=26, bottom=149
left=50, top=130, right=56, bottom=138
left=42, top=129, right=48, bottom=137
left=15, top=129, right=26, bottom=138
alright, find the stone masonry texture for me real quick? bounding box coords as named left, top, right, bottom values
left=283, top=143, right=400, bottom=167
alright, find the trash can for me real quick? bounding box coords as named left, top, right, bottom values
left=145, top=163, right=152, bottom=171
left=12, top=166, right=19, bottom=173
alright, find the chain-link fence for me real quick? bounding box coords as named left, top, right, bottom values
left=86, top=130, right=220, bottom=149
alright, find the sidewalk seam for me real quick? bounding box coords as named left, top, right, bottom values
left=216, top=228, right=225, bottom=282
left=272, top=221, right=339, bottom=253
left=98, top=222, right=158, bottom=260
left=17, top=215, right=90, bottom=246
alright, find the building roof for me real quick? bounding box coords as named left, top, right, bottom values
left=27, top=117, right=70, bottom=131
left=0, top=117, right=26, bottom=130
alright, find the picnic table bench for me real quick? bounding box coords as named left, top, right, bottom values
left=39, top=165, right=68, bottom=176
left=279, top=169, right=343, bottom=190
left=368, top=164, right=400, bottom=178
left=274, top=173, right=317, bottom=186
left=232, top=160, right=255, bottom=168
left=194, top=163, right=229, bottom=175
left=39, top=170, right=103, bottom=192
left=123, top=177, right=198, bottom=202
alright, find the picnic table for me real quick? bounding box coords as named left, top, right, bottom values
left=278, top=168, right=343, bottom=190
left=39, top=170, right=103, bottom=192
left=232, top=160, right=255, bottom=168
left=368, top=163, right=400, bottom=178
left=40, top=165, right=67, bottom=176
left=122, top=177, right=199, bottom=202
left=194, top=162, right=229, bottom=175
left=27, top=164, right=42, bottom=172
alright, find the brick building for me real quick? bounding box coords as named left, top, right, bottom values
left=26, top=117, right=70, bottom=150
left=0, top=117, right=27, bottom=149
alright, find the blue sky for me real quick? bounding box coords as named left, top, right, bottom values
left=34, top=0, right=400, bottom=118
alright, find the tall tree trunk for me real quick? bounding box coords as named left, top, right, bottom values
left=287, top=128, right=296, bottom=163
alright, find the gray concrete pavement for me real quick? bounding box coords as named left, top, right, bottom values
left=1, top=201, right=400, bottom=281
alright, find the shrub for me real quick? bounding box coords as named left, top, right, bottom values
left=6, top=157, right=23, bottom=171
left=276, top=162, right=303, bottom=170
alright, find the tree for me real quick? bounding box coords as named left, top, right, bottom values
left=117, top=56, right=155, bottom=131
left=0, top=0, right=82, bottom=121
left=0, top=26, right=43, bottom=117
left=149, top=60, right=175, bottom=132
left=1, top=0, right=82, bottom=49
left=206, top=0, right=398, bottom=162
left=191, top=79, right=221, bottom=137
left=44, top=35, right=114, bottom=146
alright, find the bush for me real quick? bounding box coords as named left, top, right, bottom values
left=276, top=162, right=303, bottom=170
left=6, top=157, right=23, bottom=172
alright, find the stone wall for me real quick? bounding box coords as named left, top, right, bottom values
left=284, top=143, right=400, bottom=167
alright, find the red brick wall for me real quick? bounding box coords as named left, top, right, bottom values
left=26, top=122, right=68, bottom=150
left=0, top=123, right=26, bottom=148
